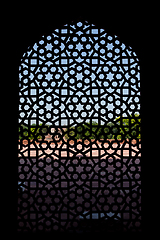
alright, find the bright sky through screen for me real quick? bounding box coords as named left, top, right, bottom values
left=19, top=22, right=141, bottom=126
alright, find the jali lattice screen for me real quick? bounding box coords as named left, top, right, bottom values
left=18, top=20, right=141, bottom=232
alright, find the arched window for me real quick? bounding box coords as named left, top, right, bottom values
left=18, top=20, right=141, bottom=233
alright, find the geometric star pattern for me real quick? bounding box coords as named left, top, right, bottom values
left=18, top=20, right=141, bottom=233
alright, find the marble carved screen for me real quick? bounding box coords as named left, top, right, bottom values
left=18, top=20, right=141, bottom=233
